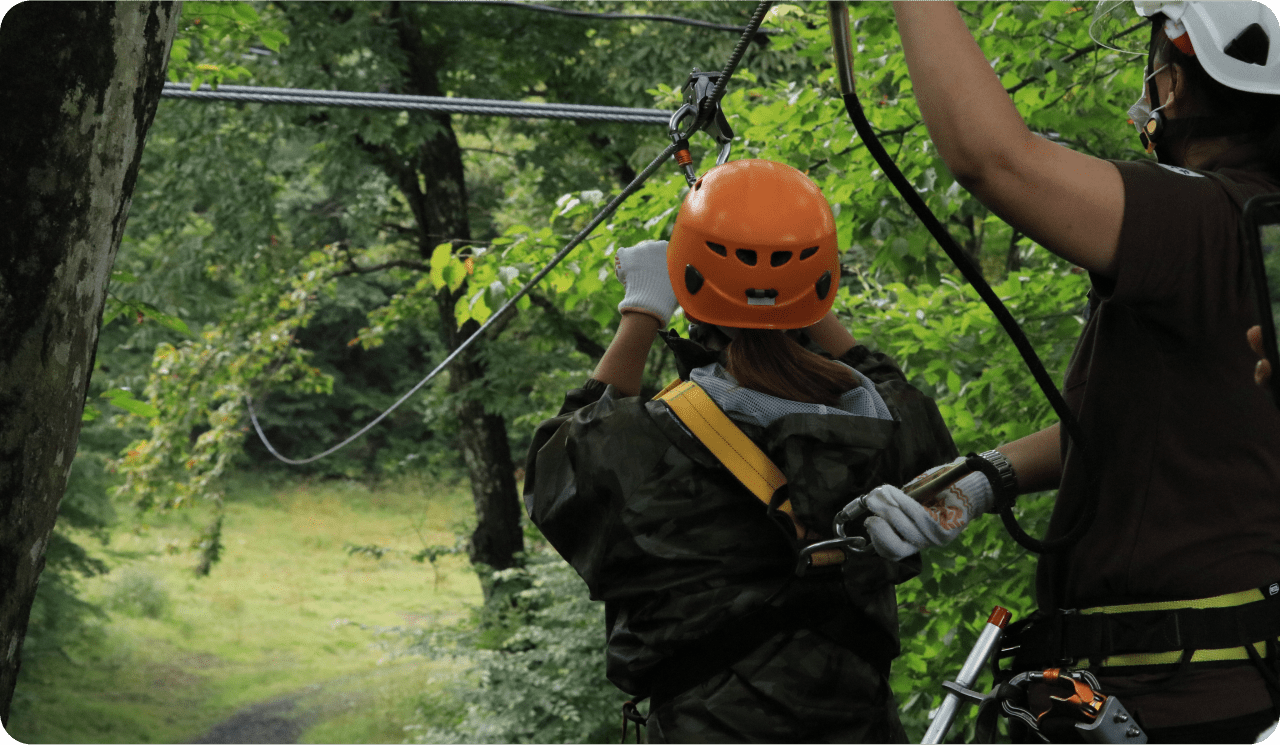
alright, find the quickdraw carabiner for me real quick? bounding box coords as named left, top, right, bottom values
left=669, top=68, right=735, bottom=185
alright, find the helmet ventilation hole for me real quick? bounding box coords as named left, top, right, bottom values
left=684, top=265, right=704, bottom=295
left=1225, top=23, right=1269, bottom=66
left=706, top=241, right=727, bottom=256
left=770, top=251, right=792, bottom=267
left=815, top=270, right=832, bottom=300
left=735, top=249, right=757, bottom=266
left=799, top=246, right=820, bottom=260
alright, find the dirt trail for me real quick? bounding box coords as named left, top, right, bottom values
left=188, top=661, right=420, bottom=745
left=191, top=696, right=311, bottom=744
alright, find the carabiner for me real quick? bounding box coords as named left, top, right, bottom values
left=668, top=68, right=735, bottom=185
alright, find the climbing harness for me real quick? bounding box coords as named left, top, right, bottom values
left=826, top=1, right=1099, bottom=555
left=653, top=378, right=851, bottom=571
left=921, top=606, right=1151, bottom=744
left=246, top=2, right=773, bottom=465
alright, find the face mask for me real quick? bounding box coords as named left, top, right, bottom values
left=1128, top=64, right=1177, bottom=157
left=1127, top=63, right=1169, bottom=135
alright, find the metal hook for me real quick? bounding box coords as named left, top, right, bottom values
left=668, top=69, right=735, bottom=184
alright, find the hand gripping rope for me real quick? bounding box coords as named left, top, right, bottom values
left=247, top=2, right=774, bottom=466
left=826, top=2, right=1100, bottom=554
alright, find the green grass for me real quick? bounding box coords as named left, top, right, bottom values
left=7, top=472, right=483, bottom=744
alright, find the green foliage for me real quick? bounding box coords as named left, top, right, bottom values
left=403, top=550, right=622, bottom=744
left=97, top=1, right=1158, bottom=738
left=168, top=2, right=289, bottom=89
left=842, top=261, right=1087, bottom=738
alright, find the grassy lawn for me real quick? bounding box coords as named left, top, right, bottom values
left=7, top=472, right=483, bottom=744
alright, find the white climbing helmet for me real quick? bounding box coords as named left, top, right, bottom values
left=1091, top=0, right=1280, bottom=95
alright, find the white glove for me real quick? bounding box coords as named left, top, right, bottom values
left=614, top=240, right=678, bottom=326
left=858, top=458, right=995, bottom=561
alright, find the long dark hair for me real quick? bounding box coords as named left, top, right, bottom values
left=1153, top=23, right=1280, bottom=175
left=723, top=328, right=855, bottom=407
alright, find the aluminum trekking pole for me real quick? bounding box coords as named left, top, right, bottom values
left=922, top=606, right=1012, bottom=744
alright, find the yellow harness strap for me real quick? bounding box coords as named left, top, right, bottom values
left=656, top=379, right=844, bottom=567
left=657, top=380, right=790, bottom=517
left=1078, top=587, right=1278, bottom=669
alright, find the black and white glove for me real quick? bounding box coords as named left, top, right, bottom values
left=857, top=458, right=995, bottom=561
left=614, top=240, right=678, bottom=326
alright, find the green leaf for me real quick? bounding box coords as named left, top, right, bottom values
left=228, top=2, right=260, bottom=26
left=135, top=302, right=192, bottom=336
left=101, top=389, right=159, bottom=419
left=259, top=28, right=288, bottom=52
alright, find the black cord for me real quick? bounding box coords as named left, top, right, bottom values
left=838, top=90, right=1100, bottom=554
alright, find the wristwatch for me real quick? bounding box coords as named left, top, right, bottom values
left=966, top=450, right=1019, bottom=510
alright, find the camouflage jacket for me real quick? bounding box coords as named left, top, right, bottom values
left=524, top=330, right=957, bottom=697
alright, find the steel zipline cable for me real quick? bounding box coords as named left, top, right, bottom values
left=245, top=0, right=774, bottom=466
left=474, top=1, right=780, bottom=37
left=161, top=82, right=672, bottom=125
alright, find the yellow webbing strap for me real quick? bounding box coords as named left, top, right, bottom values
left=1078, top=587, right=1274, bottom=668
left=1079, top=587, right=1266, bottom=616
left=655, top=379, right=846, bottom=565
left=1082, top=641, right=1271, bottom=669
left=657, top=380, right=791, bottom=518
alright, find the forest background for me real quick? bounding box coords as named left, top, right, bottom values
left=7, top=1, right=1152, bottom=742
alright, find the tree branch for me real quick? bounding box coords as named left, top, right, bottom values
left=331, top=258, right=430, bottom=278
left=527, top=292, right=606, bottom=360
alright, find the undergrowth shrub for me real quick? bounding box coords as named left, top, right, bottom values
left=104, top=566, right=171, bottom=619
left=400, top=550, right=624, bottom=744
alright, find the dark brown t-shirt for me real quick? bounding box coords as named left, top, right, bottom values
left=1040, top=160, right=1280, bottom=728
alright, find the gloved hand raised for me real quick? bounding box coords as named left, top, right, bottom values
left=854, top=458, right=995, bottom=561
left=614, top=240, right=679, bottom=327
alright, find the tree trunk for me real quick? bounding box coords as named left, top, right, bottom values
left=389, top=1, right=524, bottom=575
left=0, top=1, right=178, bottom=724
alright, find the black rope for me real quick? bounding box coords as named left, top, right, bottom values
left=827, top=1, right=1098, bottom=553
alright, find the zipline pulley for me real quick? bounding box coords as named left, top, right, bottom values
left=669, top=68, right=735, bottom=185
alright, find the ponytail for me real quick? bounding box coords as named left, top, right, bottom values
left=723, top=329, right=855, bottom=407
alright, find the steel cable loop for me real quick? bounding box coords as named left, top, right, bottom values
left=162, top=86, right=671, bottom=124
left=247, top=141, right=682, bottom=465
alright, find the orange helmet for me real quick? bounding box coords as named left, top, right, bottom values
left=668, top=159, right=839, bottom=329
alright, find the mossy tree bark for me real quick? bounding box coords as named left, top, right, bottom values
left=0, top=1, right=179, bottom=724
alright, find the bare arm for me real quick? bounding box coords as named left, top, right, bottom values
left=892, top=2, right=1125, bottom=278
left=805, top=310, right=858, bottom=358
left=591, top=312, right=661, bottom=397
left=996, top=422, right=1062, bottom=494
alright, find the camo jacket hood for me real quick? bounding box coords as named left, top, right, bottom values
left=524, top=330, right=958, bottom=696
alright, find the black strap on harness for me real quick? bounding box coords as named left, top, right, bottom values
left=1002, top=584, right=1280, bottom=672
